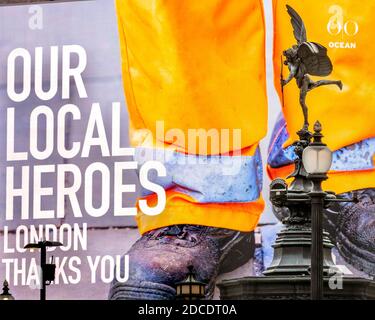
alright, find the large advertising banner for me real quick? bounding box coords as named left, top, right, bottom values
left=0, top=0, right=374, bottom=304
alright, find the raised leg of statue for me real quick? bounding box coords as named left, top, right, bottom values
left=308, top=79, right=343, bottom=91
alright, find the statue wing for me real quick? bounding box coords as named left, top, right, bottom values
left=298, top=42, right=333, bottom=77
left=286, top=5, right=307, bottom=44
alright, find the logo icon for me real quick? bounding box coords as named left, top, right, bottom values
left=327, top=5, right=359, bottom=49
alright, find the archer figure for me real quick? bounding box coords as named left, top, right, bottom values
left=282, top=5, right=343, bottom=131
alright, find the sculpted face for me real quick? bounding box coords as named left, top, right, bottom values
left=283, top=47, right=298, bottom=64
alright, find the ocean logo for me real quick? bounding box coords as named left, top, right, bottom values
left=327, top=5, right=359, bottom=49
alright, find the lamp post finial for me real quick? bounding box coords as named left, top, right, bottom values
left=314, top=121, right=322, bottom=133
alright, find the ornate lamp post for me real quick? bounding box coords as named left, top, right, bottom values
left=175, top=266, right=206, bottom=300
left=265, top=122, right=356, bottom=299
left=218, top=122, right=375, bottom=300
left=263, top=124, right=339, bottom=281
left=302, top=122, right=332, bottom=300
left=0, top=280, right=15, bottom=300
left=24, top=240, right=63, bottom=301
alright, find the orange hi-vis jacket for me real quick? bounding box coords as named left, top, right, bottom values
left=270, top=0, right=375, bottom=193
left=115, top=0, right=268, bottom=234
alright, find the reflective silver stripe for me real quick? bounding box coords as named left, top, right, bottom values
left=331, top=138, right=375, bottom=171
left=268, top=114, right=375, bottom=172
left=135, top=147, right=263, bottom=203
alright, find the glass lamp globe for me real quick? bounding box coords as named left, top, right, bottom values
left=302, top=145, right=333, bottom=174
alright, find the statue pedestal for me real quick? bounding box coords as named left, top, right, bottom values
left=217, top=205, right=375, bottom=300
left=262, top=224, right=335, bottom=276
left=218, top=222, right=375, bottom=300
left=218, top=276, right=375, bottom=300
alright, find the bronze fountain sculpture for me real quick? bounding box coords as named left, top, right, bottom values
left=282, top=5, right=343, bottom=131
